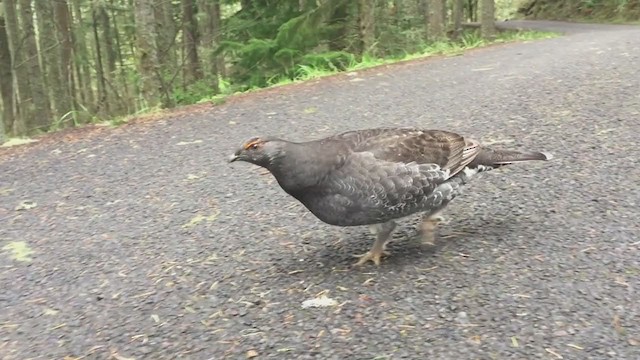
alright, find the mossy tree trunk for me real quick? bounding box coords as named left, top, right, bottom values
left=35, top=0, right=69, bottom=124
left=134, top=0, right=163, bottom=108
left=182, top=0, right=201, bottom=86
left=54, top=0, right=76, bottom=124
left=98, top=3, right=122, bottom=115
left=198, top=0, right=222, bottom=93
left=358, top=0, right=375, bottom=54
left=452, top=0, right=464, bottom=39
left=71, top=0, right=95, bottom=114
left=0, top=14, right=14, bottom=135
left=427, top=0, right=445, bottom=41
left=481, top=0, right=496, bottom=39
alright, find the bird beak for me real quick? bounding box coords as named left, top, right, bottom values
left=228, top=149, right=242, bottom=163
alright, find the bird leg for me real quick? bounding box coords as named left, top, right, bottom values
left=352, top=221, right=397, bottom=266
left=419, top=211, right=448, bottom=246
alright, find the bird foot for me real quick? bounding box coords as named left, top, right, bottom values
left=429, top=215, right=449, bottom=225
left=418, top=214, right=447, bottom=246
left=420, top=232, right=437, bottom=246
left=352, top=249, right=390, bottom=266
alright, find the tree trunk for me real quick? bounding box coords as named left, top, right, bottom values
left=211, top=1, right=225, bottom=79
left=110, top=0, right=133, bottom=113
left=427, top=0, right=445, bottom=41
left=452, top=0, right=464, bottom=38
left=467, top=0, right=478, bottom=22
left=480, top=0, right=496, bottom=39
left=18, top=0, right=52, bottom=133
left=0, top=15, right=14, bottom=135
left=2, top=0, right=27, bottom=135
left=72, top=0, right=95, bottom=113
left=357, top=0, right=375, bottom=54
left=35, top=0, right=70, bottom=124
left=98, top=3, right=121, bottom=114
left=54, top=0, right=76, bottom=123
left=154, top=0, right=177, bottom=74
left=181, top=0, right=201, bottom=86
left=92, top=7, right=109, bottom=115
left=134, top=0, right=163, bottom=108
left=197, top=0, right=221, bottom=93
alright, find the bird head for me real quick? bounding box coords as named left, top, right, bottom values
left=228, top=136, right=285, bottom=168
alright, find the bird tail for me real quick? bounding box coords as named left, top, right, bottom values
left=453, top=147, right=552, bottom=186
left=470, top=148, right=553, bottom=168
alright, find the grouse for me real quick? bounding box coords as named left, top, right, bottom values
left=229, top=127, right=552, bottom=266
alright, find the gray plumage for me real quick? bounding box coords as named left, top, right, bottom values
left=229, top=127, right=551, bottom=266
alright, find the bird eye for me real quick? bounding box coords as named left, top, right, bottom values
left=250, top=143, right=259, bottom=150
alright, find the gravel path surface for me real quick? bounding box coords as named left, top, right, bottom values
left=1, top=21, right=639, bottom=360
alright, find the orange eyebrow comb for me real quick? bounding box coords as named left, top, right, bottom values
left=244, top=138, right=261, bottom=150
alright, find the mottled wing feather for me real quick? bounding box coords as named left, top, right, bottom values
left=313, top=151, right=451, bottom=224
left=333, top=128, right=481, bottom=179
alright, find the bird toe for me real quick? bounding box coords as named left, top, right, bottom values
left=352, top=250, right=390, bottom=266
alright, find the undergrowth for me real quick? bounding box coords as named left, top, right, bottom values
left=1, top=28, right=557, bottom=145
left=179, top=29, right=557, bottom=108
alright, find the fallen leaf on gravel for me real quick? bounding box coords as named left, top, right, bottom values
left=49, top=323, right=66, bottom=330
left=545, top=348, right=563, bottom=359
left=511, top=336, right=519, bottom=347
left=246, top=350, right=259, bottom=358
left=186, top=174, right=200, bottom=180
left=629, top=338, right=640, bottom=346
left=2, top=241, right=34, bottom=262
left=182, top=210, right=220, bottom=228
left=1, top=137, right=38, bottom=147
left=176, top=140, right=203, bottom=146
left=303, top=107, right=317, bottom=114
left=471, top=67, right=494, bottom=71
left=613, top=314, right=625, bottom=335
left=302, top=295, right=338, bottom=309
left=43, top=308, right=59, bottom=316
left=15, top=200, right=37, bottom=211
left=111, top=352, right=135, bottom=360
left=469, top=335, right=481, bottom=345
left=151, top=314, right=160, bottom=323
left=0, top=188, right=14, bottom=196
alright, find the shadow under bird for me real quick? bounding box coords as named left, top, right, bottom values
left=229, top=127, right=552, bottom=266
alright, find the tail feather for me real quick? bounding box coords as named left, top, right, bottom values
left=470, top=148, right=553, bottom=167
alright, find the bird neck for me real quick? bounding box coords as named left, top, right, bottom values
left=269, top=140, right=341, bottom=194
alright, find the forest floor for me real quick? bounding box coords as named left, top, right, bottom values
left=1, top=20, right=639, bottom=359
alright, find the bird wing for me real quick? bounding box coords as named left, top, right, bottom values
left=333, top=128, right=481, bottom=179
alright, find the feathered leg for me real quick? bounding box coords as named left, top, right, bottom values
left=419, top=210, right=448, bottom=245
left=353, top=221, right=397, bottom=266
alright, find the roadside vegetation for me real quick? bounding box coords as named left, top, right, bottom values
left=4, top=0, right=625, bottom=144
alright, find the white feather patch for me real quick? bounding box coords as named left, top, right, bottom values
left=541, top=152, right=554, bottom=160
left=462, top=166, right=480, bottom=178
left=302, top=295, right=338, bottom=309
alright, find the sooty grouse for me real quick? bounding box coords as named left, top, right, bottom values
left=229, top=128, right=551, bottom=266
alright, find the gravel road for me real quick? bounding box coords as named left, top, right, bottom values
left=1, top=20, right=639, bottom=360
